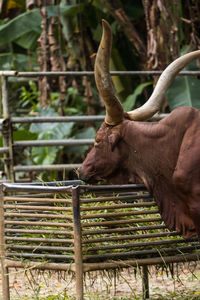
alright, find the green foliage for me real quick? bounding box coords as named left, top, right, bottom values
left=30, top=106, right=74, bottom=165
left=19, top=81, right=38, bottom=111
left=13, top=129, right=37, bottom=141
left=167, top=59, right=200, bottom=110
left=0, top=9, right=42, bottom=48
left=123, top=82, right=153, bottom=111
left=65, top=87, right=87, bottom=115
left=1, top=1, right=200, bottom=182
left=0, top=3, right=85, bottom=71
left=68, top=126, right=96, bottom=158
left=167, top=76, right=200, bottom=110
left=0, top=5, right=82, bottom=49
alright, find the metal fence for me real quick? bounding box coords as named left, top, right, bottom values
left=1, top=181, right=200, bottom=300
left=0, top=70, right=199, bottom=182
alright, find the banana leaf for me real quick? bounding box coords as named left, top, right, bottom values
left=167, top=75, right=200, bottom=110
left=0, top=5, right=81, bottom=48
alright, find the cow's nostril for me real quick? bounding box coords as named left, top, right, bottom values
left=78, top=168, right=89, bottom=182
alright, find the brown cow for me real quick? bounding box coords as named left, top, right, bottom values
left=78, top=20, right=200, bottom=240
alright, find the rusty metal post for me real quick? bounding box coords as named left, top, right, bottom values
left=142, top=265, right=149, bottom=299
left=0, top=185, right=10, bottom=300
left=1, top=76, right=14, bottom=182
left=72, top=186, right=84, bottom=300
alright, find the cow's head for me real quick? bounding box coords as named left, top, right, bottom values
left=78, top=20, right=200, bottom=184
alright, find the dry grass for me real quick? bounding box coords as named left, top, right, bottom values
left=1, top=263, right=200, bottom=300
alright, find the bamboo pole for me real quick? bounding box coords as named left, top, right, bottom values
left=72, top=186, right=84, bottom=300
left=0, top=186, right=10, bottom=300
left=142, top=265, right=149, bottom=299
left=1, top=76, right=13, bottom=182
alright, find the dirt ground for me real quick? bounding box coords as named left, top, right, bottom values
left=1, top=262, right=200, bottom=299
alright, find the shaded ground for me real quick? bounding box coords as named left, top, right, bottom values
left=1, top=263, right=200, bottom=299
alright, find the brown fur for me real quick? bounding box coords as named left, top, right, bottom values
left=78, top=106, right=200, bottom=240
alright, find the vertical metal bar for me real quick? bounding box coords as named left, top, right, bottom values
left=142, top=265, right=149, bottom=299
left=1, top=76, right=14, bottom=182
left=0, top=185, right=10, bottom=300
left=2, top=76, right=9, bottom=119
left=72, top=186, right=84, bottom=300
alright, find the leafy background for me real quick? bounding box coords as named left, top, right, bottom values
left=0, top=0, right=200, bottom=181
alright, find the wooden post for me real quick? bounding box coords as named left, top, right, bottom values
left=0, top=185, right=10, bottom=300
left=1, top=76, right=14, bottom=182
left=72, top=186, right=84, bottom=300
left=142, top=265, right=149, bottom=299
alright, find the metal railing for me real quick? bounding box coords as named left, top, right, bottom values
left=0, top=70, right=199, bottom=182
left=1, top=182, right=199, bottom=300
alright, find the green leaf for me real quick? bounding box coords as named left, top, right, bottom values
left=30, top=107, right=58, bottom=133
left=167, top=52, right=200, bottom=110
left=32, top=146, right=58, bottom=165
left=53, top=122, right=74, bottom=139
left=75, top=127, right=96, bottom=139
left=0, top=9, right=42, bottom=46
left=15, top=31, right=39, bottom=50
left=0, top=5, right=81, bottom=48
left=30, top=106, right=74, bottom=165
left=0, top=53, right=12, bottom=69
left=46, top=4, right=84, bottom=18
left=68, top=127, right=96, bottom=156
left=31, top=131, right=60, bottom=165
left=13, top=130, right=37, bottom=141
left=167, top=76, right=200, bottom=110
left=123, top=82, right=153, bottom=111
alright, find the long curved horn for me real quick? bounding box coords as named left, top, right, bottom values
left=128, top=50, right=200, bottom=121
left=95, top=19, right=124, bottom=125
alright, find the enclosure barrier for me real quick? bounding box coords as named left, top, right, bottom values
left=1, top=181, right=200, bottom=300
left=0, top=70, right=199, bottom=182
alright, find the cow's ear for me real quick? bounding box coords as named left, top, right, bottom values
left=108, top=133, right=121, bottom=151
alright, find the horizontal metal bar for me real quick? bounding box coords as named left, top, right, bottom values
left=82, top=224, right=167, bottom=236
left=83, top=244, right=200, bottom=261
left=5, top=228, right=74, bottom=236
left=80, top=184, right=147, bottom=193
left=81, top=209, right=159, bottom=220
left=5, top=259, right=75, bottom=271
left=83, top=252, right=200, bottom=272
left=13, top=164, right=81, bottom=172
left=80, top=202, right=156, bottom=212
left=13, top=179, right=82, bottom=186
left=6, top=252, right=74, bottom=260
left=10, top=113, right=167, bottom=124
left=81, top=217, right=161, bottom=227
left=80, top=193, right=152, bottom=203
left=0, top=71, right=18, bottom=76
left=83, top=237, right=196, bottom=252
left=80, top=202, right=156, bottom=211
left=2, top=182, right=146, bottom=193
left=5, top=236, right=73, bottom=244
left=4, top=204, right=72, bottom=211
left=5, top=212, right=73, bottom=220
left=4, top=194, right=150, bottom=204
left=6, top=245, right=74, bottom=252
left=0, top=147, right=9, bottom=154
left=81, top=231, right=178, bottom=244
left=4, top=196, right=72, bottom=204
left=2, top=183, right=75, bottom=193
left=5, top=220, right=73, bottom=227
left=1, top=70, right=200, bottom=77
left=13, top=139, right=94, bottom=147
left=11, top=115, right=104, bottom=124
